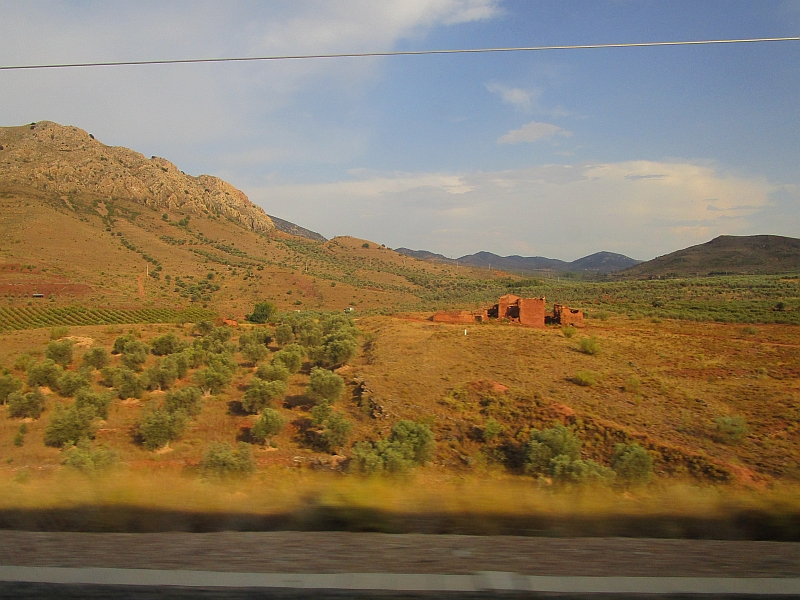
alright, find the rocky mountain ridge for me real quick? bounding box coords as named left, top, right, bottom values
left=0, top=121, right=274, bottom=233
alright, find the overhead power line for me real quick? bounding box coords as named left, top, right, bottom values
left=1, top=36, right=798, bottom=71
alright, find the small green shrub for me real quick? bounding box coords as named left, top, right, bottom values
left=255, top=362, right=290, bottom=383
left=240, top=343, right=269, bottom=365
left=62, top=439, right=118, bottom=473
left=561, top=326, right=577, bottom=338
left=164, top=387, right=203, bottom=416
left=44, top=404, right=96, bottom=447
left=13, top=423, right=27, bottom=447
left=482, top=418, right=503, bottom=442
left=75, top=389, right=113, bottom=420
left=611, top=443, right=654, bottom=485
left=137, top=406, right=187, bottom=450
left=310, top=402, right=353, bottom=453
left=200, top=442, right=255, bottom=477
left=120, top=340, right=150, bottom=371
left=573, top=370, right=597, bottom=387
left=523, top=424, right=581, bottom=475
left=7, top=389, right=46, bottom=419
left=82, top=347, right=109, bottom=370
left=307, top=367, right=344, bottom=404
left=624, top=376, right=641, bottom=393
left=150, top=332, right=187, bottom=356
left=27, top=359, right=61, bottom=388
left=45, top=339, right=74, bottom=367
left=246, top=301, right=277, bottom=324
left=56, top=370, right=91, bottom=397
left=550, top=455, right=616, bottom=485
left=272, top=344, right=305, bottom=373
left=578, top=337, right=600, bottom=356
left=250, top=408, right=285, bottom=445
left=0, top=372, right=23, bottom=404
left=241, top=379, right=286, bottom=413
left=274, top=323, right=294, bottom=346
left=50, top=326, right=70, bottom=340
left=350, top=420, right=435, bottom=474
left=192, top=321, right=214, bottom=336
left=110, top=368, right=145, bottom=400
left=714, top=415, right=748, bottom=444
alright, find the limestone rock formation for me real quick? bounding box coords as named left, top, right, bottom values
left=0, top=121, right=274, bottom=233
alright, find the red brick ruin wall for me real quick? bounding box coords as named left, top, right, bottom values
left=431, top=311, right=478, bottom=324
left=518, top=297, right=546, bottom=327
left=554, top=304, right=585, bottom=326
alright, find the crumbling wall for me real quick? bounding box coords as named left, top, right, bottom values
left=432, top=310, right=480, bottom=324
left=496, top=294, right=521, bottom=320
left=553, top=304, right=584, bottom=327
left=518, top=297, right=546, bottom=327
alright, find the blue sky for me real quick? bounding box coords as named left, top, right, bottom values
left=1, top=0, right=798, bottom=260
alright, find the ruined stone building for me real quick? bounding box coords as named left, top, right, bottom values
left=431, top=294, right=583, bottom=328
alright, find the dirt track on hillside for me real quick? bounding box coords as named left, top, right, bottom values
left=1, top=532, right=798, bottom=577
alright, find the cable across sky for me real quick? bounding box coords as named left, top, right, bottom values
left=1, top=36, right=798, bottom=71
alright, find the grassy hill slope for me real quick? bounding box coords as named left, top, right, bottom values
left=620, top=235, right=800, bottom=278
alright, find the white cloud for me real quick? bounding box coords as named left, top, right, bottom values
left=485, top=83, right=536, bottom=111
left=497, top=121, right=572, bottom=144
left=245, top=160, right=782, bottom=260
left=0, top=1, right=502, bottom=153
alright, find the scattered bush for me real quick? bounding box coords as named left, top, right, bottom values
left=274, top=323, right=294, bottom=346
left=255, top=362, right=290, bottom=383
left=307, top=367, right=344, bottom=404
left=572, top=370, right=597, bottom=387
left=561, top=326, right=577, bottom=338
left=13, top=423, right=27, bottom=447
left=523, top=424, right=581, bottom=475
left=150, top=332, right=187, bottom=356
left=62, top=440, right=119, bottom=473
left=578, top=337, right=600, bottom=356
left=143, top=360, right=179, bottom=391
left=250, top=408, right=285, bottom=445
left=611, top=443, right=654, bottom=485
left=82, top=347, right=109, bottom=370
left=246, top=301, right=277, bottom=324
left=112, top=334, right=137, bottom=354
left=310, top=402, right=353, bottom=453
left=240, top=343, right=269, bottom=365
left=0, top=372, right=23, bottom=404
left=482, top=418, right=503, bottom=442
left=7, top=389, right=46, bottom=419
left=714, top=415, right=748, bottom=444
left=550, top=455, right=616, bottom=485
left=270, top=343, right=305, bottom=374
left=101, top=367, right=145, bottom=399
left=193, top=365, right=234, bottom=395
left=241, top=379, right=287, bottom=413
left=56, top=370, right=91, bottom=397
left=75, top=389, right=113, bottom=420
left=50, top=326, right=70, bottom=340
left=120, top=340, right=150, bottom=371
left=350, top=420, right=435, bottom=474
left=164, top=387, right=203, bottom=417
left=200, top=442, right=255, bottom=477
left=13, top=353, right=36, bottom=373
left=137, top=406, right=187, bottom=450
left=27, top=359, right=61, bottom=388
left=44, top=404, right=96, bottom=447
left=192, top=321, right=214, bottom=336
left=624, top=376, right=641, bottom=393
left=45, top=339, right=74, bottom=367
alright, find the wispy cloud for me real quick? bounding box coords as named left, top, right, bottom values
left=485, top=83, right=537, bottom=111
left=497, top=121, right=572, bottom=144
left=246, top=160, right=784, bottom=260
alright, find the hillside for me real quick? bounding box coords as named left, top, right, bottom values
left=0, top=121, right=504, bottom=318
left=620, top=235, right=800, bottom=278
left=395, top=248, right=640, bottom=273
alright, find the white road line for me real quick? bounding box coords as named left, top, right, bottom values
left=1, top=566, right=800, bottom=595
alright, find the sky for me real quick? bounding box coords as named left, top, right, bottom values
left=1, top=0, right=799, bottom=261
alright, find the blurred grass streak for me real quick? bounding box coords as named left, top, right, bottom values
left=1, top=471, right=799, bottom=539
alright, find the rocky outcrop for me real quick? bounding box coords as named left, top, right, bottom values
left=0, top=121, right=274, bottom=233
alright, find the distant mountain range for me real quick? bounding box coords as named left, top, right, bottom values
left=619, top=235, right=800, bottom=278
left=394, top=248, right=641, bottom=274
